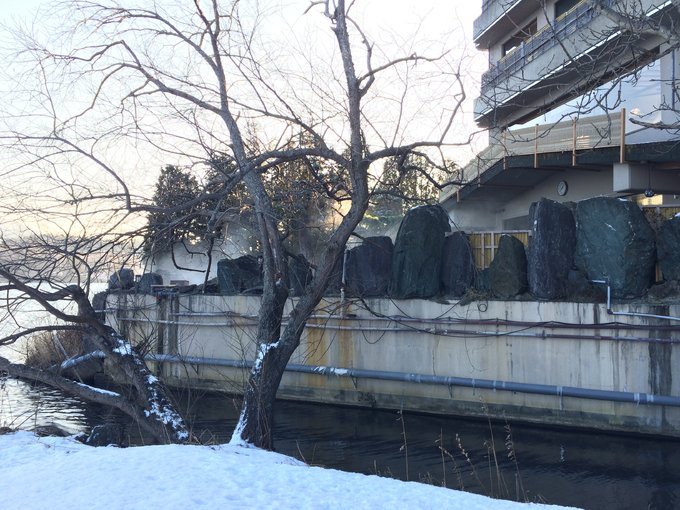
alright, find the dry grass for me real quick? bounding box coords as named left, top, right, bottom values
left=24, top=330, right=85, bottom=370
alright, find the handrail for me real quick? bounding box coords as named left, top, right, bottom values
left=440, top=110, right=625, bottom=203
left=481, top=0, right=598, bottom=88
left=473, top=0, right=522, bottom=40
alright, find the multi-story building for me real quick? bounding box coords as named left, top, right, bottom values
left=442, top=0, right=680, bottom=233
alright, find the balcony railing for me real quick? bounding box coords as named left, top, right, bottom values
left=473, top=0, right=522, bottom=42
left=440, top=110, right=626, bottom=204
left=481, top=0, right=600, bottom=90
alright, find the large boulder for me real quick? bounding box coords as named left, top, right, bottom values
left=657, top=216, right=680, bottom=281
left=91, top=291, right=109, bottom=321
left=288, top=254, right=313, bottom=297
left=346, top=236, right=394, bottom=297
left=528, top=199, right=576, bottom=300
left=217, top=255, right=263, bottom=295
left=487, top=235, right=528, bottom=299
left=136, top=272, right=163, bottom=294
left=108, top=268, right=135, bottom=291
left=198, top=277, right=220, bottom=294
left=565, top=269, right=606, bottom=302
left=440, top=231, right=476, bottom=297
left=575, top=197, right=655, bottom=298
left=389, top=205, right=450, bottom=299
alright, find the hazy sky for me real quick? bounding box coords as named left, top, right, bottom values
left=0, top=1, right=487, bottom=237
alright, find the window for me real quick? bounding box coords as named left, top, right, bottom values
left=555, top=0, right=582, bottom=19
left=502, top=19, right=537, bottom=57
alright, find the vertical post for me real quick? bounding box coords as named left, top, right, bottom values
left=481, top=233, right=486, bottom=268
left=533, top=125, right=539, bottom=168
left=502, top=129, right=508, bottom=170
left=620, top=108, right=626, bottom=163
left=156, top=296, right=166, bottom=377
left=572, top=117, right=577, bottom=166
left=340, top=249, right=348, bottom=317
left=169, top=295, right=179, bottom=357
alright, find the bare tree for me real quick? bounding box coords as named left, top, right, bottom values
left=0, top=0, right=465, bottom=449
left=0, top=233, right=190, bottom=443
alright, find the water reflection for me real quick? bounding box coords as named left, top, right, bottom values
left=1, top=381, right=679, bottom=510
left=0, top=378, right=109, bottom=435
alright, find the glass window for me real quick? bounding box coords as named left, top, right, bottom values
left=502, top=19, right=537, bottom=57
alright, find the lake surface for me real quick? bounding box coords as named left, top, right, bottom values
left=1, top=377, right=678, bottom=510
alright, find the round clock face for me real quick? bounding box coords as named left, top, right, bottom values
left=557, top=180, right=568, bottom=196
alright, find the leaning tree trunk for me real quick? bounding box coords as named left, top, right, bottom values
left=0, top=277, right=190, bottom=445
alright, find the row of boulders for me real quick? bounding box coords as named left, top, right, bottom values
left=329, top=197, right=679, bottom=301
left=216, top=253, right=313, bottom=297
left=110, top=197, right=680, bottom=302
left=108, top=269, right=163, bottom=294
left=212, top=205, right=474, bottom=300
left=474, top=196, right=679, bottom=301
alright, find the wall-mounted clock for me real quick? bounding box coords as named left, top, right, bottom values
left=557, top=180, right=568, bottom=196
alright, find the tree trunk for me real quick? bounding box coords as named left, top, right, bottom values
left=233, top=180, right=369, bottom=449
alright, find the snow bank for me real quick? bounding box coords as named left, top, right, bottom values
left=0, top=431, right=580, bottom=510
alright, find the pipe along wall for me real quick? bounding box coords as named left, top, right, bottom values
left=107, top=293, right=680, bottom=437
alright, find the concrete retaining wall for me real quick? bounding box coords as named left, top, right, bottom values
left=106, top=294, right=680, bottom=437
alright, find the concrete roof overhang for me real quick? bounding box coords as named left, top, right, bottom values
left=442, top=140, right=680, bottom=209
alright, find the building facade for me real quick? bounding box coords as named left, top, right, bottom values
left=443, top=0, right=680, bottom=232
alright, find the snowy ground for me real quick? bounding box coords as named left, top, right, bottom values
left=0, top=431, right=580, bottom=510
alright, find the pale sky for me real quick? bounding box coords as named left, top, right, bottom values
left=0, top=0, right=488, bottom=238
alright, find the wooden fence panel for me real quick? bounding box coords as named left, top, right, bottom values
left=468, top=230, right=530, bottom=269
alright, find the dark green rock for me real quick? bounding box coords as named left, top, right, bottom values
left=346, top=236, right=394, bottom=297
left=91, top=291, right=109, bottom=321
left=217, top=255, right=262, bottom=295
left=657, top=216, right=680, bottom=281
left=565, top=269, right=606, bottom=302
left=528, top=199, right=576, bottom=300
left=389, top=205, right=450, bottom=299
left=440, top=231, right=476, bottom=297
left=488, top=235, right=527, bottom=299
left=575, top=197, right=655, bottom=298
left=136, top=272, right=163, bottom=294
left=199, top=277, right=220, bottom=294
left=108, top=268, right=134, bottom=291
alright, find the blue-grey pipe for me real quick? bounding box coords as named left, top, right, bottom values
left=146, top=354, right=680, bottom=408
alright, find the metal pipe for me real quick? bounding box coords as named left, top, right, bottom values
left=592, top=279, right=680, bottom=323
left=117, top=317, right=238, bottom=327
left=146, top=354, right=680, bottom=408
left=307, top=323, right=679, bottom=344
left=119, top=316, right=678, bottom=344
left=167, top=309, right=680, bottom=331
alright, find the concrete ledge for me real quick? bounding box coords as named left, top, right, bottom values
left=109, top=294, right=680, bottom=437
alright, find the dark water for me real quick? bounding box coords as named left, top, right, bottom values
left=2, top=379, right=680, bottom=510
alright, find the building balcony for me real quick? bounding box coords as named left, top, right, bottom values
left=473, top=0, right=539, bottom=49
left=440, top=109, right=680, bottom=211
left=474, top=0, right=675, bottom=129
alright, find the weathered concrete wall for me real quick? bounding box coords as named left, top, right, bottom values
left=106, top=294, right=680, bottom=437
